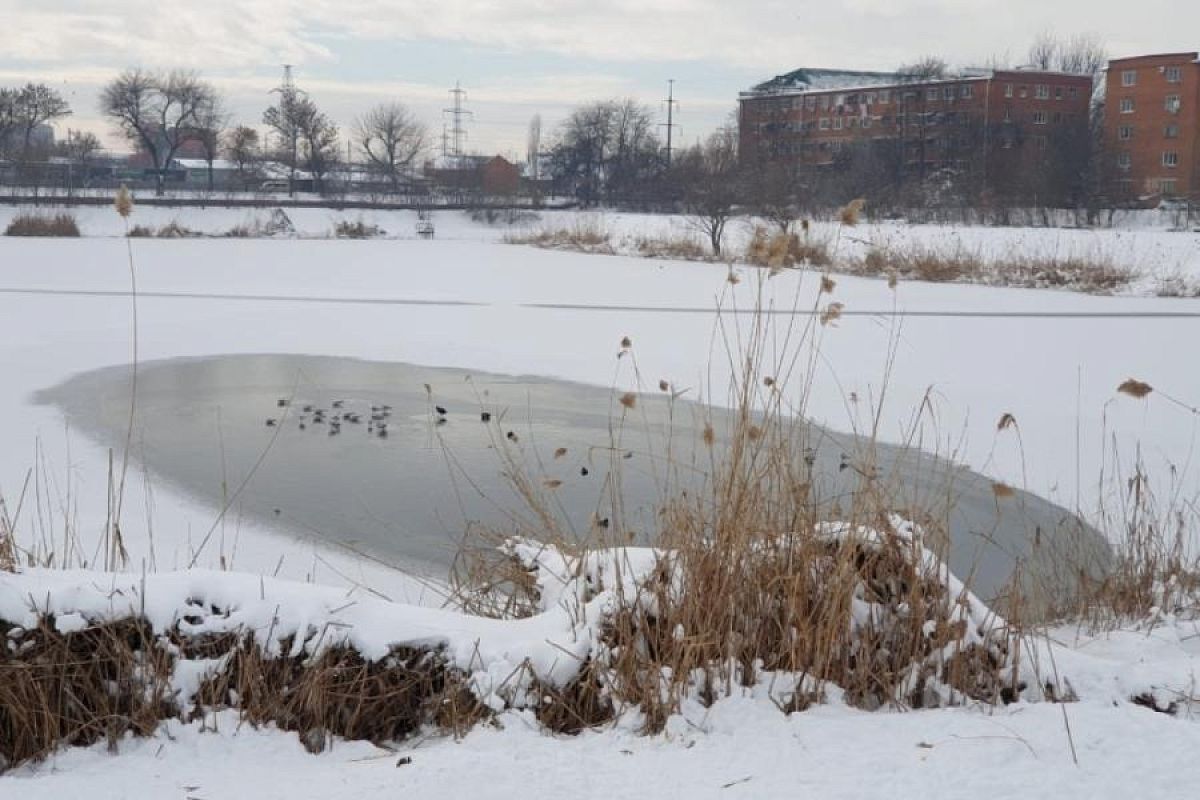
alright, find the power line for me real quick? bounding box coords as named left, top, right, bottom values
left=442, top=82, right=473, bottom=167
left=660, top=79, right=680, bottom=168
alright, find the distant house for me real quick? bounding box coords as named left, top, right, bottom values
left=425, top=155, right=521, bottom=196
left=172, top=158, right=239, bottom=187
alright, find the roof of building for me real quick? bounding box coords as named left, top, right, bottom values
left=742, top=65, right=1088, bottom=99
left=1107, top=52, right=1199, bottom=65
left=173, top=158, right=239, bottom=171
left=748, top=67, right=903, bottom=95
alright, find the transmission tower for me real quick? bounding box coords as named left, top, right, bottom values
left=442, top=82, right=473, bottom=167
left=660, top=79, right=681, bottom=168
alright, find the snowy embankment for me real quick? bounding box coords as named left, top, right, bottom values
left=3, top=530, right=1200, bottom=800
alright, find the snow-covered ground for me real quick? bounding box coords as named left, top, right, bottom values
left=2, top=204, right=1199, bottom=797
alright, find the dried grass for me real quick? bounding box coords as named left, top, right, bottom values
left=504, top=218, right=614, bottom=254
left=852, top=243, right=1136, bottom=294
left=744, top=225, right=831, bottom=270
left=4, top=212, right=81, bottom=237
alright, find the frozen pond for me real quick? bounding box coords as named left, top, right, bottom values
left=36, top=353, right=1107, bottom=601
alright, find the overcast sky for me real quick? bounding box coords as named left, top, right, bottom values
left=1, top=0, right=1197, bottom=161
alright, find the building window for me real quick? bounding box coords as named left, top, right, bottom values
left=835, top=94, right=845, bottom=107
left=833, top=117, right=843, bottom=130
left=926, top=88, right=938, bottom=101
left=1035, top=84, right=1050, bottom=99
left=1120, top=97, right=1135, bottom=114
left=1004, top=83, right=1013, bottom=98
left=1166, top=66, right=1182, bottom=83
left=1159, top=179, right=1177, bottom=195
left=1032, top=111, right=1048, bottom=124
left=1055, top=86, right=1064, bottom=100
left=879, top=90, right=890, bottom=103
left=1034, top=135, right=1049, bottom=151
left=1118, top=125, right=1134, bottom=140
left=1003, top=107, right=1012, bottom=122
left=848, top=117, right=858, bottom=129
left=1019, top=86, right=1028, bottom=98
left=1121, top=69, right=1137, bottom=86
left=1165, top=124, right=1180, bottom=139
left=1165, top=94, right=1181, bottom=113
left=961, top=84, right=973, bottom=98
left=820, top=95, right=830, bottom=110
left=865, top=92, right=875, bottom=105
left=1069, top=87, right=1079, bottom=99
left=944, top=86, right=955, bottom=100
left=1163, top=151, right=1179, bottom=167
left=863, top=116, right=872, bottom=129
left=1117, top=152, right=1131, bottom=170
left=819, top=118, right=830, bottom=130
left=805, top=96, right=816, bottom=110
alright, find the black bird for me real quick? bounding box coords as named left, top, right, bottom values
left=277, top=398, right=288, bottom=407
left=299, top=423, right=306, bottom=430
left=332, top=400, right=344, bottom=409
left=597, top=517, right=610, bottom=529
left=435, top=405, right=447, bottom=416
left=378, top=428, right=389, bottom=438
left=580, top=467, right=589, bottom=477
left=436, top=417, right=447, bottom=426
left=480, top=411, right=491, bottom=423
left=506, top=431, right=518, bottom=442
left=303, top=404, right=314, bottom=413
left=265, top=419, right=277, bottom=427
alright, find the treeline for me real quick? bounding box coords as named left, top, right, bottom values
left=1, top=71, right=428, bottom=196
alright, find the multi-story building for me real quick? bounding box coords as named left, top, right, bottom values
left=1104, top=52, right=1200, bottom=203
left=739, top=66, right=1093, bottom=204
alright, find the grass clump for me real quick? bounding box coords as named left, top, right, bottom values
left=854, top=242, right=1136, bottom=293
left=745, top=225, right=831, bottom=270
left=632, top=233, right=711, bottom=261
left=503, top=217, right=613, bottom=254
left=333, top=219, right=385, bottom=239
left=127, top=221, right=200, bottom=238
left=4, top=212, right=80, bottom=237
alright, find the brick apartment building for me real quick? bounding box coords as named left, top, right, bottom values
left=739, top=66, right=1093, bottom=204
left=1104, top=52, right=1200, bottom=203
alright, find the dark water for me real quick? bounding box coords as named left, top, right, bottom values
left=34, top=354, right=1108, bottom=601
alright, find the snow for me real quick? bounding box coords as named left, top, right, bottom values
left=2, top=204, right=1200, bottom=795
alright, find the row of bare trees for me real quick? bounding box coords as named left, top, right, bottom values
left=95, top=69, right=431, bottom=196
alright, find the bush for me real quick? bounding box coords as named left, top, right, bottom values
left=4, top=212, right=80, bottom=237
left=127, top=221, right=200, bottom=239
left=333, top=219, right=385, bottom=239
left=226, top=209, right=296, bottom=238
left=632, top=233, right=711, bottom=261
left=503, top=218, right=613, bottom=254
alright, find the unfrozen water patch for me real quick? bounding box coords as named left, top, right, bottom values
left=33, top=353, right=1106, bottom=600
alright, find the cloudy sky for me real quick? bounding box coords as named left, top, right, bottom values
left=1, top=0, right=1196, bottom=160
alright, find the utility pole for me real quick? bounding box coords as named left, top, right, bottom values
left=660, top=79, right=680, bottom=168
left=442, top=82, right=473, bottom=169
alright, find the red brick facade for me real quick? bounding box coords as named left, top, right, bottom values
left=739, top=67, right=1093, bottom=204
left=1104, top=52, right=1200, bottom=202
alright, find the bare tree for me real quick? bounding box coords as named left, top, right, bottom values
left=1058, top=34, right=1107, bottom=77
left=296, top=99, right=338, bottom=193
left=100, top=69, right=216, bottom=195
left=675, top=122, right=742, bottom=256
left=354, top=102, right=427, bottom=193
left=263, top=79, right=302, bottom=194
left=264, top=77, right=337, bottom=195
left=57, top=129, right=101, bottom=164
left=1027, top=32, right=1059, bottom=70
left=223, top=125, right=261, bottom=188
left=548, top=99, right=662, bottom=206
left=897, top=56, right=949, bottom=82
left=0, top=89, right=18, bottom=160
left=194, top=94, right=228, bottom=192
left=11, top=83, right=71, bottom=161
